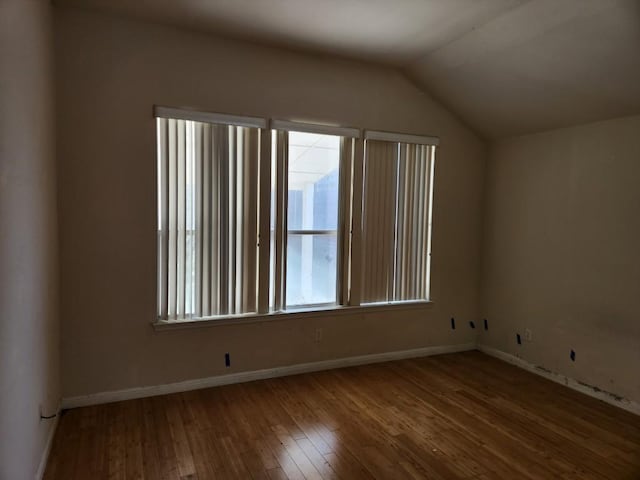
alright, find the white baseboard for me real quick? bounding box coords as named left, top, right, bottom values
left=35, top=413, right=59, bottom=480
left=477, top=344, right=640, bottom=416
left=62, top=342, right=476, bottom=409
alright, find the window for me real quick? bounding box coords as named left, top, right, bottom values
left=285, top=131, right=341, bottom=307
left=270, top=122, right=356, bottom=311
left=360, top=135, right=436, bottom=304
left=156, top=108, right=267, bottom=320
left=156, top=107, right=437, bottom=323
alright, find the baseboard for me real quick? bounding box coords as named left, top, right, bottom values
left=62, top=343, right=475, bottom=409
left=35, top=412, right=59, bottom=480
left=477, top=344, right=640, bottom=416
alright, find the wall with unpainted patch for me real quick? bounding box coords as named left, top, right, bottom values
left=480, top=114, right=640, bottom=404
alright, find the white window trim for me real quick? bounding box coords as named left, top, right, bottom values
left=271, top=119, right=360, bottom=138
left=154, top=105, right=268, bottom=129
left=364, top=129, right=440, bottom=146
left=152, top=300, right=434, bottom=331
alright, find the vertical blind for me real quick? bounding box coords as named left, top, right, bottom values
left=361, top=139, right=436, bottom=303
left=157, top=117, right=261, bottom=320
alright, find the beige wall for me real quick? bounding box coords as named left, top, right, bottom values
left=55, top=8, right=486, bottom=399
left=0, top=0, right=59, bottom=478
left=481, top=115, right=640, bottom=403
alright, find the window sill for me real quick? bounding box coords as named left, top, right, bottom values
left=152, top=300, right=434, bottom=331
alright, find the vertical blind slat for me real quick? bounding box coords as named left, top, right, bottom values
left=339, top=137, right=353, bottom=305
left=194, top=123, right=203, bottom=317
left=167, top=119, right=178, bottom=319
left=244, top=128, right=259, bottom=313
left=257, top=129, right=272, bottom=314
left=425, top=146, right=436, bottom=300
left=230, top=127, right=238, bottom=313
left=232, top=126, right=239, bottom=313
left=385, top=143, right=398, bottom=300
left=176, top=121, right=186, bottom=317
left=367, top=142, right=381, bottom=301
left=364, top=141, right=378, bottom=302
left=417, top=145, right=428, bottom=298
left=201, top=123, right=211, bottom=316
left=157, top=119, right=169, bottom=319
left=349, top=138, right=364, bottom=306
left=394, top=144, right=402, bottom=299
left=219, top=125, right=230, bottom=315
left=211, top=126, right=220, bottom=314
left=185, top=122, right=194, bottom=316
left=414, top=146, right=424, bottom=299
left=407, top=144, right=417, bottom=299
left=273, top=130, right=288, bottom=311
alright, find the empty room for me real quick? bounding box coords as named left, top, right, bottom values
left=1, top=0, right=640, bottom=478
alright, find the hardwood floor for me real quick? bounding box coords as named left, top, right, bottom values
left=45, top=351, right=640, bottom=479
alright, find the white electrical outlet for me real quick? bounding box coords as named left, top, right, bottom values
left=315, top=328, right=323, bottom=343
left=524, top=328, right=532, bottom=341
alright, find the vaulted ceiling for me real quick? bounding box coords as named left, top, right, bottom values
left=55, top=0, right=640, bottom=138
left=407, top=0, right=640, bottom=138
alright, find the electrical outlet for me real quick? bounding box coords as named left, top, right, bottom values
left=524, top=328, right=532, bottom=341
left=315, top=328, right=323, bottom=343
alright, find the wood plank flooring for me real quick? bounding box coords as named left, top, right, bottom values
left=44, top=351, right=640, bottom=479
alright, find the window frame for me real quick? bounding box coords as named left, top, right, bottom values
left=270, top=123, right=362, bottom=312
left=154, top=107, right=437, bottom=328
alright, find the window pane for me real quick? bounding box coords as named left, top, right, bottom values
left=286, top=233, right=337, bottom=306
left=288, top=132, right=340, bottom=230
left=285, top=131, right=340, bottom=307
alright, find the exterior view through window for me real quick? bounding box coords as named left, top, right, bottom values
left=286, top=132, right=340, bottom=307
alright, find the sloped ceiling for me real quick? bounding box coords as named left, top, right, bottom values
left=55, top=0, right=640, bottom=138
left=407, top=0, right=640, bottom=138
